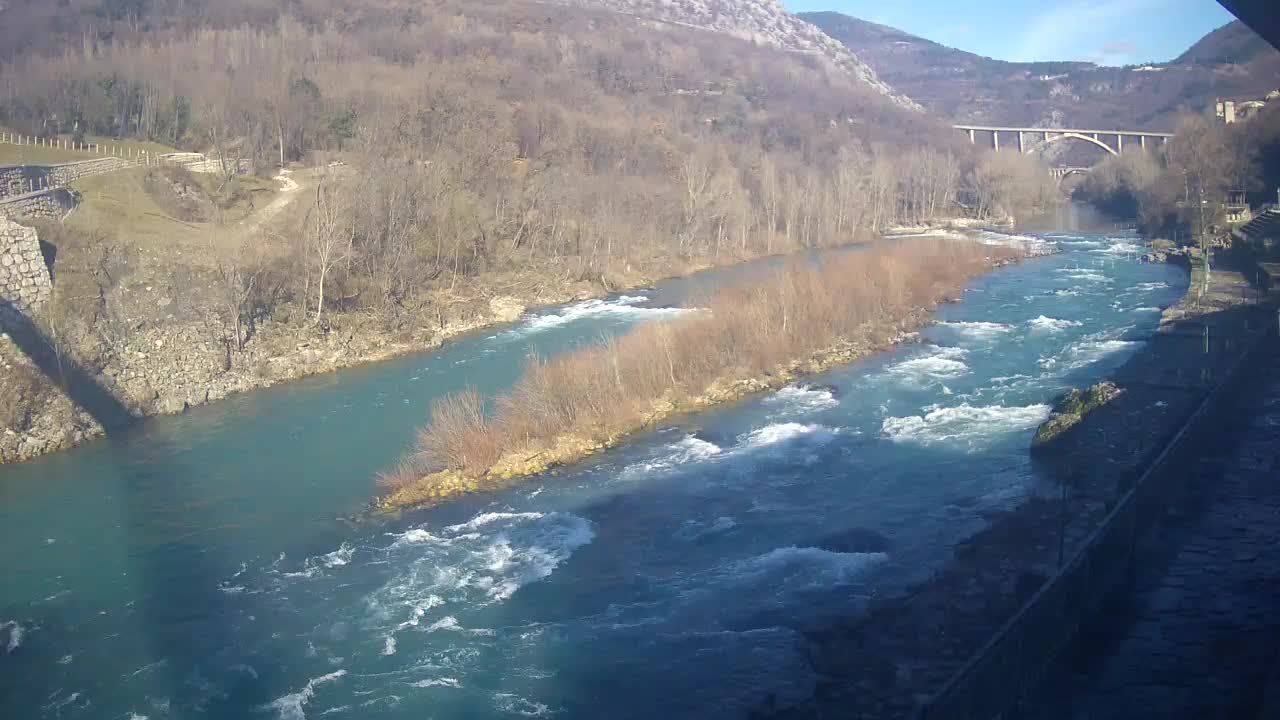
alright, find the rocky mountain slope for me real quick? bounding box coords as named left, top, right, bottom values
left=549, top=0, right=920, bottom=109
left=803, top=13, right=1280, bottom=130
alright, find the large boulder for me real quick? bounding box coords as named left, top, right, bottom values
left=1031, top=381, right=1124, bottom=453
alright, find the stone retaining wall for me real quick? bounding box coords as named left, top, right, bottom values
left=0, top=188, right=78, bottom=221
left=0, top=215, right=52, bottom=315
left=0, top=158, right=135, bottom=198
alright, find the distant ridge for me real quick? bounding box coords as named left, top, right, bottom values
left=803, top=13, right=1280, bottom=130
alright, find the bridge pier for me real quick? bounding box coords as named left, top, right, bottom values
left=1018, top=131, right=1024, bottom=154
left=993, top=131, right=999, bottom=152
left=1118, top=134, right=1123, bottom=154
left=968, top=128, right=975, bottom=144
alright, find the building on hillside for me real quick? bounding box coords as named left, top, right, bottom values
left=1225, top=190, right=1252, bottom=225
left=1215, top=91, right=1279, bottom=123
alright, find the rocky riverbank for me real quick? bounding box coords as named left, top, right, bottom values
left=0, top=269, right=685, bottom=464
left=0, top=220, right=1004, bottom=466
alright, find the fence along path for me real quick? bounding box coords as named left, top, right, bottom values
left=0, top=132, right=248, bottom=195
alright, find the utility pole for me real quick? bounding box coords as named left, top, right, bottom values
left=1199, top=181, right=1211, bottom=295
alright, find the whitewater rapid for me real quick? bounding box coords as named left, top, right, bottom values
left=0, top=231, right=1189, bottom=720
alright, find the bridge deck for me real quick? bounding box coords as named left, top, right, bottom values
left=954, top=124, right=1174, bottom=137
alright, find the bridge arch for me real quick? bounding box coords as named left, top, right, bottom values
left=1035, top=132, right=1118, bottom=156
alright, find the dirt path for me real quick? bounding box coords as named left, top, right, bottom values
left=234, top=167, right=305, bottom=240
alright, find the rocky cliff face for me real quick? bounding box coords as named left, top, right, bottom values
left=550, top=0, right=921, bottom=110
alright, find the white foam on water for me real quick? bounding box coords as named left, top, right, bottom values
left=740, top=423, right=836, bottom=448
left=3, top=621, right=23, bottom=653
left=1063, top=339, right=1142, bottom=369
left=410, top=678, right=462, bottom=689
left=1135, top=282, right=1169, bottom=291
left=390, top=528, right=450, bottom=548
left=886, top=346, right=970, bottom=382
left=937, top=321, right=1015, bottom=340
left=1053, top=288, right=1081, bottom=297
left=885, top=229, right=967, bottom=241
left=882, top=403, right=1051, bottom=447
left=976, top=230, right=1054, bottom=255
left=1054, top=238, right=1103, bottom=248
left=364, top=511, right=593, bottom=653
left=494, top=693, right=554, bottom=717
left=513, top=296, right=690, bottom=335
left=1092, top=241, right=1142, bottom=255
left=990, top=374, right=1031, bottom=384
left=1027, top=316, right=1083, bottom=332
left=265, top=670, right=347, bottom=720
left=382, top=637, right=397, bottom=656
left=322, top=544, right=355, bottom=568
left=1132, top=306, right=1161, bottom=313
left=426, top=616, right=461, bottom=632
left=732, top=547, right=888, bottom=587
left=764, top=385, right=839, bottom=414
left=1056, top=269, right=1111, bottom=283
left=445, top=512, right=545, bottom=534
left=623, top=435, right=724, bottom=477
left=127, top=713, right=149, bottom=720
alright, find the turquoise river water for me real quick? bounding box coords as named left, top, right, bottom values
left=0, top=228, right=1187, bottom=719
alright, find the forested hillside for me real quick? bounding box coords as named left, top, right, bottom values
left=805, top=13, right=1280, bottom=130
left=0, top=0, right=1060, bottom=462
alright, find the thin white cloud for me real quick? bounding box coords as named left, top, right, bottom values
left=1010, top=0, right=1170, bottom=63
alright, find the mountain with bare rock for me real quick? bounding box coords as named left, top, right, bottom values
left=548, top=0, right=921, bottom=109
left=803, top=12, right=1280, bottom=130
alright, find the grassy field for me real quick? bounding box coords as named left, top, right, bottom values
left=0, top=127, right=178, bottom=166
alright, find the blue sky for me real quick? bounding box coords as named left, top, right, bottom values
left=784, top=0, right=1237, bottom=66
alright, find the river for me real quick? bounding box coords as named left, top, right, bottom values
left=0, top=226, right=1187, bottom=720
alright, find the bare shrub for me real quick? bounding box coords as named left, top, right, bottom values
left=416, top=387, right=503, bottom=471
left=414, top=238, right=1017, bottom=475
left=376, top=457, right=426, bottom=493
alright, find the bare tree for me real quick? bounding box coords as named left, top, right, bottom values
left=305, top=176, right=354, bottom=326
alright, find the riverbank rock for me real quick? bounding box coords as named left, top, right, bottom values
left=488, top=296, right=526, bottom=324
left=1031, top=381, right=1124, bottom=454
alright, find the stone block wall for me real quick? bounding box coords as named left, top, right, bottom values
left=0, top=215, right=52, bottom=315
left=0, top=165, right=51, bottom=198
left=0, top=188, right=78, bottom=221
left=0, top=157, right=135, bottom=198
left=49, top=157, right=134, bottom=185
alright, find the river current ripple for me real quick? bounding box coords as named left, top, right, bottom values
left=0, top=231, right=1187, bottom=719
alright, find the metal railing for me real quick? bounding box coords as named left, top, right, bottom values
left=917, top=317, right=1276, bottom=720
